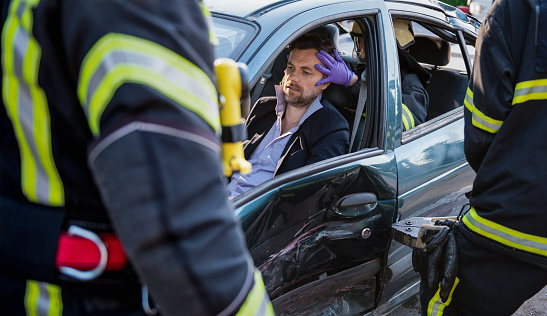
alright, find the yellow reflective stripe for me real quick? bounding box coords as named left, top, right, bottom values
left=1, top=0, right=64, bottom=206
left=46, top=283, right=62, bottom=316
left=24, top=280, right=39, bottom=316
left=513, top=79, right=547, bottom=105
left=463, top=87, right=473, bottom=112
left=402, top=103, right=414, bottom=130
left=464, top=87, right=503, bottom=134
left=24, top=281, right=63, bottom=316
left=236, top=270, right=274, bottom=316
left=427, top=278, right=459, bottom=316
left=78, top=33, right=220, bottom=136
left=463, top=207, right=547, bottom=257
left=200, top=1, right=218, bottom=46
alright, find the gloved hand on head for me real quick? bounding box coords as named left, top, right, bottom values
left=315, top=50, right=355, bottom=87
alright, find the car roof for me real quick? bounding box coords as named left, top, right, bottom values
left=204, top=0, right=445, bottom=19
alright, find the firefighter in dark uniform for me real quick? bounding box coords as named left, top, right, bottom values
left=0, top=0, right=272, bottom=315
left=414, top=0, right=547, bottom=315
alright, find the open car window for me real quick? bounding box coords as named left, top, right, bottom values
left=248, top=16, right=382, bottom=149
left=231, top=14, right=383, bottom=202
left=398, top=19, right=475, bottom=142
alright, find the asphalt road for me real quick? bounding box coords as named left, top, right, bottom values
left=388, top=285, right=547, bottom=315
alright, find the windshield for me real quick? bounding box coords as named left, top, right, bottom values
left=212, top=16, right=255, bottom=59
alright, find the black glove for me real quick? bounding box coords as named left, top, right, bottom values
left=412, top=220, right=459, bottom=303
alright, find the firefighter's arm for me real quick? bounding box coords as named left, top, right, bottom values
left=464, top=9, right=516, bottom=172
left=68, top=0, right=271, bottom=314
left=401, top=72, right=428, bottom=131
left=89, top=120, right=271, bottom=316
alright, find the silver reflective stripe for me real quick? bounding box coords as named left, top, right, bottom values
left=464, top=87, right=502, bottom=133
left=35, top=282, right=51, bottom=316
left=463, top=208, right=547, bottom=256
left=83, top=50, right=217, bottom=120
left=426, top=278, right=459, bottom=316
left=464, top=89, right=473, bottom=111
left=514, top=84, right=547, bottom=97
left=401, top=103, right=414, bottom=130
left=2, top=0, right=64, bottom=205
left=513, top=79, right=547, bottom=105
left=254, top=293, right=268, bottom=316
left=78, top=33, right=220, bottom=136
left=471, top=112, right=501, bottom=132
left=16, top=0, right=25, bottom=18
left=88, top=121, right=221, bottom=167
left=14, top=27, right=50, bottom=202
left=25, top=281, right=62, bottom=316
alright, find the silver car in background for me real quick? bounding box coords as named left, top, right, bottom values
left=468, top=0, right=494, bottom=21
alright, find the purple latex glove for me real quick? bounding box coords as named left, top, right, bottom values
left=315, top=50, right=354, bottom=87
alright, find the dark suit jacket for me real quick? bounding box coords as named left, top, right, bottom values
left=244, top=96, right=349, bottom=176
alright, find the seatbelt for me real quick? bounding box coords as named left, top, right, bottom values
left=349, top=69, right=367, bottom=152
left=250, top=65, right=273, bottom=103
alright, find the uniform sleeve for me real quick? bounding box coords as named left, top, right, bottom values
left=65, top=0, right=271, bottom=315
left=401, top=72, right=429, bottom=131
left=464, top=4, right=516, bottom=172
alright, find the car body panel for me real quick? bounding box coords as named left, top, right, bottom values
left=235, top=151, right=397, bottom=314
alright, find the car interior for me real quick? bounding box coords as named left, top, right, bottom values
left=408, top=33, right=469, bottom=121
left=249, top=16, right=472, bottom=155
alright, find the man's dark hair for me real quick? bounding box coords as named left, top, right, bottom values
left=288, top=32, right=336, bottom=58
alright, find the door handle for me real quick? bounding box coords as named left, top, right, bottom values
left=333, top=192, right=378, bottom=217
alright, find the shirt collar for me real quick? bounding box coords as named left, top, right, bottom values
left=274, top=85, right=323, bottom=127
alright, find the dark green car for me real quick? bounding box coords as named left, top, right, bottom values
left=207, top=0, right=480, bottom=314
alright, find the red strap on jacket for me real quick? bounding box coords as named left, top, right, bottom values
left=55, top=232, right=127, bottom=271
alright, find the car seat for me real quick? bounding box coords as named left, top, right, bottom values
left=408, top=34, right=469, bottom=120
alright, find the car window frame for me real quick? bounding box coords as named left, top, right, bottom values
left=386, top=13, right=476, bottom=145
left=211, top=13, right=260, bottom=60
left=229, top=12, right=390, bottom=205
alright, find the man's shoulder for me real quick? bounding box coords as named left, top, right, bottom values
left=248, top=96, right=277, bottom=118
left=250, top=96, right=276, bottom=113
left=246, top=96, right=277, bottom=131
left=256, top=96, right=277, bottom=107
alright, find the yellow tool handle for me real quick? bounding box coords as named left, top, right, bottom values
left=215, top=58, right=242, bottom=126
left=214, top=58, right=252, bottom=177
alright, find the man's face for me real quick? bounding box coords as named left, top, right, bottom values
left=282, top=48, right=330, bottom=108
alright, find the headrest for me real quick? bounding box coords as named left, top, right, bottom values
left=408, top=34, right=451, bottom=67
left=309, top=24, right=339, bottom=47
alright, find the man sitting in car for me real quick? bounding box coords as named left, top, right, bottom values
left=227, top=32, right=350, bottom=197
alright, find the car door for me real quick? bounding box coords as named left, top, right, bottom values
left=377, top=4, right=477, bottom=309
left=229, top=4, right=402, bottom=315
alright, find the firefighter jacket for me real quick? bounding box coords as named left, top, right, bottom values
left=350, top=45, right=431, bottom=131
left=0, top=0, right=272, bottom=315
left=463, top=0, right=547, bottom=267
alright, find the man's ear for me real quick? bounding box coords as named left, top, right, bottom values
left=319, top=82, right=330, bottom=90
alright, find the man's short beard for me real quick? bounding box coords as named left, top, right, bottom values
left=283, top=87, right=322, bottom=109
